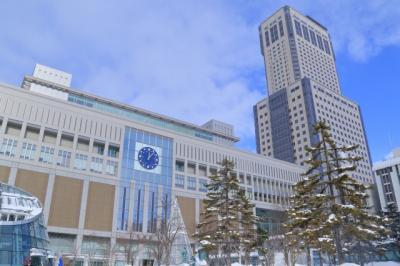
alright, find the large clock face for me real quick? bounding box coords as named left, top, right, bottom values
left=138, top=146, right=159, bottom=170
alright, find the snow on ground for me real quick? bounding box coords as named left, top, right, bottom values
left=221, top=262, right=400, bottom=266
left=192, top=253, right=400, bottom=266
left=274, top=252, right=306, bottom=266
left=341, top=263, right=400, bottom=266
left=365, top=262, right=400, bottom=266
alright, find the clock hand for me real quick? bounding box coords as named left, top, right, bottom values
left=147, top=150, right=154, bottom=160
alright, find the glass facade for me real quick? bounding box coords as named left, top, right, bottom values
left=269, top=89, right=294, bottom=162
left=20, top=142, right=37, bottom=160
left=68, top=94, right=218, bottom=142
left=117, top=127, right=173, bottom=232
left=187, top=176, right=196, bottom=190
left=0, top=138, right=18, bottom=157
left=39, top=146, right=55, bottom=164
left=199, top=178, right=208, bottom=192
left=175, top=174, right=185, bottom=188
left=256, top=208, right=285, bottom=236
left=0, top=182, right=50, bottom=265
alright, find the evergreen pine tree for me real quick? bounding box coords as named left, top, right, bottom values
left=383, top=203, right=400, bottom=259
left=236, top=189, right=259, bottom=264
left=284, top=121, right=388, bottom=265
left=196, top=159, right=259, bottom=265
left=254, top=227, right=270, bottom=266
left=284, top=159, right=335, bottom=266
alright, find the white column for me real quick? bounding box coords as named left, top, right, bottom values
left=157, top=184, right=163, bottom=224
left=43, top=172, right=55, bottom=224
left=7, top=167, right=17, bottom=186
left=0, top=117, right=7, bottom=134
left=38, top=126, right=45, bottom=144
left=110, top=182, right=121, bottom=266
left=195, top=198, right=200, bottom=225
left=142, top=183, right=149, bottom=233
left=112, top=183, right=121, bottom=232
left=76, top=178, right=90, bottom=253
left=128, top=181, right=136, bottom=230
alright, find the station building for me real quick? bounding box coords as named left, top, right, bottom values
left=0, top=64, right=304, bottom=264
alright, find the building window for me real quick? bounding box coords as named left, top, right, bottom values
left=270, top=24, right=279, bottom=43
left=93, top=141, right=105, bottom=155
left=90, top=157, right=103, bottom=173
left=309, top=30, right=317, bottom=46
left=175, top=174, right=185, bottom=188
left=382, top=174, right=395, bottom=203
left=5, top=121, right=22, bottom=137
left=278, top=21, right=284, bottom=37
left=60, top=133, right=74, bottom=148
left=43, top=129, right=57, bottom=145
left=57, top=150, right=71, bottom=167
left=74, top=154, right=88, bottom=170
left=302, top=25, right=310, bottom=41
left=264, top=30, right=270, bottom=47
left=209, top=167, right=217, bottom=175
left=246, top=175, right=252, bottom=185
left=199, top=178, right=208, bottom=192
left=39, top=146, right=54, bottom=164
left=187, top=163, right=196, bottom=174
left=246, top=188, right=253, bottom=200
left=294, top=20, right=302, bottom=36
left=187, top=176, right=196, bottom=190
left=0, top=138, right=18, bottom=157
left=108, top=145, right=119, bottom=158
left=106, top=160, right=118, bottom=176
left=323, top=39, right=331, bottom=55
left=24, top=125, right=40, bottom=141
left=175, top=160, right=185, bottom=172
left=20, top=142, right=36, bottom=160
left=199, top=165, right=207, bottom=176
left=77, top=137, right=90, bottom=152
left=317, top=35, right=324, bottom=50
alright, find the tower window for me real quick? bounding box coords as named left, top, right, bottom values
left=294, top=20, right=302, bottom=37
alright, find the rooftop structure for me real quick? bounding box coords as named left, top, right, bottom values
left=22, top=64, right=240, bottom=146
left=259, top=6, right=340, bottom=95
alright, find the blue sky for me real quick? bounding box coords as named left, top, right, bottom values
left=0, top=0, right=399, bottom=162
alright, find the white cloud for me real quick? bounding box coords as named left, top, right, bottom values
left=294, top=0, right=400, bottom=62
left=51, top=0, right=266, bottom=149
left=385, top=151, right=394, bottom=160
left=0, top=0, right=399, bottom=151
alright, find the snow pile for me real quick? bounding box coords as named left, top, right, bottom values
left=327, top=214, right=337, bottom=223
left=341, top=263, right=400, bottom=266
left=192, top=255, right=400, bottom=266
left=275, top=252, right=285, bottom=265
left=341, top=204, right=355, bottom=209
left=200, top=240, right=211, bottom=246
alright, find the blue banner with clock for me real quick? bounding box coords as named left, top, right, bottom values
left=117, top=126, right=173, bottom=232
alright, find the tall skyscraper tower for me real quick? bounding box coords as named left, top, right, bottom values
left=254, top=6, right=374, bottom=184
